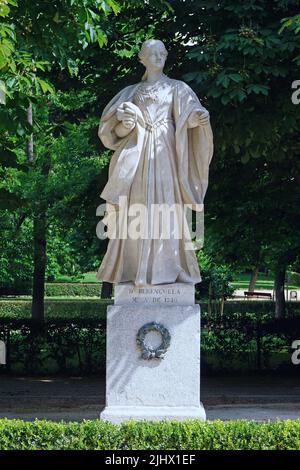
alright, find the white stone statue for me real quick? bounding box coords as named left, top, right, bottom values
left=97, top=39, right=213, bottom=286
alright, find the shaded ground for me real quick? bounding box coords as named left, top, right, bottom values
left=0, top=375, right=300, bottom=421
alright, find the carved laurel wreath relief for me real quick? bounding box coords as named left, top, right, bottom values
left=136, top=322, right=171, bottom=360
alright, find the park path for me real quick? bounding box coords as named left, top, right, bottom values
left=0, top=375, right=300, bottom=421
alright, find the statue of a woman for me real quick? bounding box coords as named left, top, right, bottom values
left=97, top=39, right=213, bottom=286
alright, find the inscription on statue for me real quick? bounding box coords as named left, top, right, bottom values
left=129, top=287, right=180, bottom=304
left=114, top=283, right=195, bottom=306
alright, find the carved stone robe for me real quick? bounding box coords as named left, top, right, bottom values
left=97, top=76, right=213, bottom=285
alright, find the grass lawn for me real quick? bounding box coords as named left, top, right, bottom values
left=232, top=272, right=274, bottom=290
left=232, top=272, right=300, bottom=290
left=51, top=271, right=300, bottom=292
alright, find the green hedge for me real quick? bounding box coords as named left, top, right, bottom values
left=0, top=299, right=110, bottom=320
left=0, top=299, right=299, bottom=321
left=0, top=282, right=101, bottom=297
left=0, top=419, right=300, bottom=450
left=45, top=283, right=101, bottom=297
left=0, top=301, right=300, bottom=374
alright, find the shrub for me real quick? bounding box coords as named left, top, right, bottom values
left=0, top=319, right=107, bottom=374
left=0, top=300, right=300, bottom=375
left=0, top=282, right=101, bottom=297
left=0, top=299, right=110, bottom=320
left=45, top=283, right=101, bottom=297
left=0, top=299, right=299, bottom=321
left=0, top=419, right=299, bottom=450
left=196, top=252, right=234, bottom=302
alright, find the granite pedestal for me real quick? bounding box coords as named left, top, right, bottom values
left=100, top=283, right=205, bottom=423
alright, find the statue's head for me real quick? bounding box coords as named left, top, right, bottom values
left=138, top=39, right=168, bottom=74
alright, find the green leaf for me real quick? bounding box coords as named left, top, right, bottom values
left=216, top=74, right=230, bottom=88
left=37, top=78, right=54, bottom=94
left=97, top=29, right=107, bottom=48
left=227, top=73, right=242, bottom=83
left=246, top=84, right=270, bottom=96
left=0, top=79, right=6, bottom=104
left=107, top=0, right=120, bottom=15
left=293, top=55, right=300, bottom=65
left=183, top=72, right=199, bottom=81
left=0, top=42, right=13, bottom=60
left=237, top=89, right=247, bottom=101
left=0, top=4, right=10, bottom=17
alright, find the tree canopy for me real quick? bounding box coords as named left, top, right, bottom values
left=0, top=0, right=299, bottom=318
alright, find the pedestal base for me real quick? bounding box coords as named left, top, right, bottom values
left=100, top=294, right=205, bottom=423
left=100, top=404, right=206, bottom=424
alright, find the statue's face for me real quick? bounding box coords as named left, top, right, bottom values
left=142, top=43, right=167, bottom=70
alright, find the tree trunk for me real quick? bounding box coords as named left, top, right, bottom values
left=26, top=102, right=34, bottom=162
left=31, top=208, right=47, bottom=322
left=220, top=294, right=225, bottom=317
left=26, top=102, right=49, bottom=322
left=15, top=213, right=27, bottom=232
left=31, top=150, right=51, bottom=322
left=248, top=266, right=259, bottom=292
left=208, top=282, right=212, bottom=315
left=275, top=269, right=286, bottom=319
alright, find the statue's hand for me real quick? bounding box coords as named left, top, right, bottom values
left=117, top=104, right=137, bottom=130
left=188, top=109, right=210, bottom=128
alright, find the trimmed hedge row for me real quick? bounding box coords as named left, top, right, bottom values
left=1, top=316, right=300, bottom=375
left=0, top=301, right=299, bottom=374
left=45, top=283, right=101, bottom=297
left=0, top=319, right=107, bottom=374
left=0, top=299, right=299, bottom=321
left=0, top=282, right=101, bottom=297
left=0, top=419, right=300, bottom=450
left=0, top=299, right=110, bottom=320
